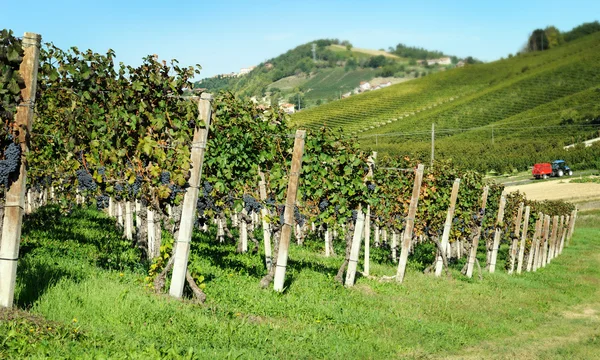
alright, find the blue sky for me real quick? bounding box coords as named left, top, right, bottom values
left=2, top=1, right=599, bottom=78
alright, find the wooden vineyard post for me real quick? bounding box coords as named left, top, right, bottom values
left=534, top=215, right=545, bottom=270
left=396, top=164, right=425, bottom=283
left=363, top=205, right=371, bottom=275
left=125, top=201, right=133, bottom=240
left=273, top=130, right=306, bottom=292
left=489, top=195, right=507, bottom=273
left=540, top=215, right=551, bottom=268
left=147, top=208, right=156, bottom=259
left=508, top=202, right=524, bottom=274
left=240, top=210, right=248, bottom=252
left=435, top=178, right=460, bottom=277
left=135, top=201, right=141, bottom=233
left=391, top=231, right=398, bottom=262
left=466, top=186, right=489, bottom=278
left=169, top=93, right=213, bottom=299
left=345, top=210, right=366, bottom=287
left=516, top=206, right=531, bottom=274
left=0, top=32, right=41, bottom=308
left=325, top=226, right=331, bottom=257
left=108, top=197, right=114, bottom=217
left=559, top=216, right=568, bottom=255
left=555, top=215, right=564, bottom=258
left=567, top=209, right=577, bottom=244
left=547, top=216, right=558, bottom=263
left=523, top=217, right=542, bottom=271
left=363, top=151, right=376, bottom=276
left=258, top=169, right=272, bottom=271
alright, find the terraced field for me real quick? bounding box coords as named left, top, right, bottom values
left=291, top=32, right=600, bottom=172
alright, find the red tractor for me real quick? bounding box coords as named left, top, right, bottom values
left=532, top=160, right=573, bottom=179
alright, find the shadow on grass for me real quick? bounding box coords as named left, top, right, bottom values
left=15, top=257, right=81, bottom=308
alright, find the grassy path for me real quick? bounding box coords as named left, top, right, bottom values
left=1, top=207, right=599, bottom=359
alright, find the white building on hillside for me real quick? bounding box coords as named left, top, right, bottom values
left=239, top=66, right=256, bottom=76
left=281, top=103, right=296, bottom=114
left=359, top=81, right=371, bottom=92
left=426, top=57, right=452, bottom=66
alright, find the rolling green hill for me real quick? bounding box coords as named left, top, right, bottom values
left=197, top=39, right=456, bottom=108
left=291, top=32, right=600, bottom=173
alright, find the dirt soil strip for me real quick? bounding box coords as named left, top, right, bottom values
left=505, top=180, right=600, bottom=203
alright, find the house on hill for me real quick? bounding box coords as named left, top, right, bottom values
left=264, top=62, right=273, bottom=69
left=426, top=57, right=452, bottom=66
left=281, top=103, right=296, bottom=114
left=239, top=66, right=256, bottom=76
left=456, top=61, right=465, bottom=68
left=359, top=81, right=371, bottom=92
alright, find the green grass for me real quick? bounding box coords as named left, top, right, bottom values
left=2, top=206, right=599, bottom=358
left=570, top=175, right=600, bottom=184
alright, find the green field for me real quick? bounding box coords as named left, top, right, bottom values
left=2, top=206, right=599, bottom=358
left=291, top=32, right=600, bottom=172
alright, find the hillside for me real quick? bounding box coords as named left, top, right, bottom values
left=197, top=39, right=458, bottom=109
left=292, top=31, right=600, bottom=173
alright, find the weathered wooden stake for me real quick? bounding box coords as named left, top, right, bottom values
left=527, top=216, right=542, bottom=272
left=0, top=32, right=41, bottom=308
left=258, top=169, right=272, bottom=270
left=396, top=164, right=425, bottom=283
left=547, top=216, right=558, bottom=263
left=125, top=201, right=133, bottom=240
left=240, top=210, right=248, bottom=252
left=540, top=215, right=551, bottom=268
left=363, top=151, right=376, bottom=276
left=147, top=208, right=156, bottom=259
left=516, top=206, right=531, bottom=274
left=555, top=215, right=564, bottom=258
left=508, top=202, right=524, bottom=274
left=567, top=209, right=577, bottom=244
left=363, top=205, right=371, bottom=275
left=273, top=130, right=306, bottom=292
left=489, top=195, right=506, bottom=273
left=108, top=197, right=114, bottom=217
left=345, top=210, right=366, bottom=287
left=391, top=230, right=398, bottom=263
left=325, top=227, right=331, bottom=257
left=435, top=178, right=460, bottom=277
left=169, top=93, right=212, bottom=299
left=466, top=186, right=489, bottom=278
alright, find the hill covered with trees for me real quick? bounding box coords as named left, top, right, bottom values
left=196, top=39, right=464, bottom=109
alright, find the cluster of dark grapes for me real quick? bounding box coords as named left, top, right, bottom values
left=76, top=168, right=96, bottom=191
left=243, top=194, right=262, bottom=214
left=96, top=194, right=110, bottom=209
left=366, top=182, right=376, bottom=192
left=168, top=184, right=185, bottom=202
left=98, top=166, right=106, bottom=175
left=277, top=205, right=285, bottom=225
left=294, top=205, right=306, bottom=227
left=114, top=183, right=124, bottom=200
left=0, top=142, right=21, bottom=187
left=318, top=198, right=329, bottom=212
left=129, top=174, right=143, bottom=196
left=196, top=182, right=215, bottom=213
left=160, top=171, right=170, bottom=185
